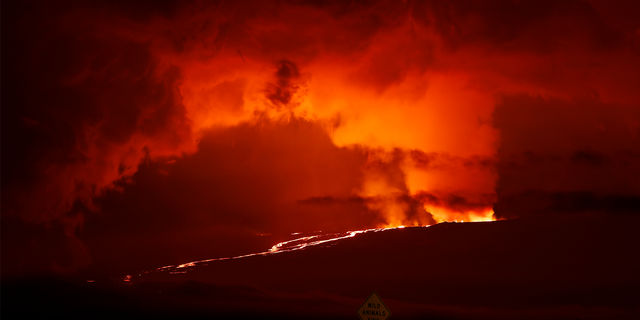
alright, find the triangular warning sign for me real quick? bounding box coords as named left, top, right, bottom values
left=357, top=291, right=391, bottom=320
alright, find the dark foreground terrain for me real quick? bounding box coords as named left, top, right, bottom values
left=3, top=214, right=640, bottom=319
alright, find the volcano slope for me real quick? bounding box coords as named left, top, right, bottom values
left=4, top=213, right=639, bottom=320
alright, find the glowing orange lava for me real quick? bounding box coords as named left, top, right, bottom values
left=118, top=220, right=505, bottom=283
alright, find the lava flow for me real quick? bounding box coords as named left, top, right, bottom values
left=117, top=210, right=499, bottom=283
left=120, top=225, right=417, bottom=282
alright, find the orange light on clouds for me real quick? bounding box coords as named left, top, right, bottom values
left=6, top=0, right=640, bottom=278
left=167, top=41, right=500, bottom=227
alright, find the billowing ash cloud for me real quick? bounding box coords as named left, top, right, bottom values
left=266, top=60, right=303, bottom=108
left=2, top=0, right=639, bottom=275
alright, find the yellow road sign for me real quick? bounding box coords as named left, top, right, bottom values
left=357, top=291, right=391, bottom=320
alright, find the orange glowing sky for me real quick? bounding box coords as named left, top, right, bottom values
left=3, top=0, right=640, bottom=276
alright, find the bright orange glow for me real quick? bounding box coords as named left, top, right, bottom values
left=9, top=1, right=639, bottom=279
left=158, top=16, right=502, bottom=227
left=428, top=208, right=496, bottom=224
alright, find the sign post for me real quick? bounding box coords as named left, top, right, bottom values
left=357, top=291, right=391, bottom=320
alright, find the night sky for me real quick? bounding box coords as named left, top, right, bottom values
left=2, top=1, right=640, bottom=318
